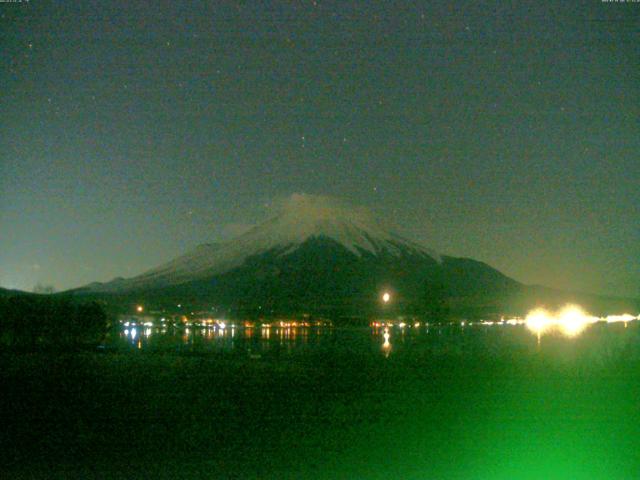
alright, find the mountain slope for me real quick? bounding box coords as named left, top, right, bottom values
left=74, top=194, right=535, bottom=319
left=146, top=240, right=520, bottom=319
left=75, top=192, right=640, bottom=319
left=87, top=194, right=441, bottom=293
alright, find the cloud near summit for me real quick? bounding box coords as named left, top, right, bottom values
left=271, top=193, right=383, bottom=228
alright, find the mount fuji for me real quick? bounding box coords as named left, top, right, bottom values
left=78, top=194, right=526, bottom=318
left=89, top=194, right=444, bottom=292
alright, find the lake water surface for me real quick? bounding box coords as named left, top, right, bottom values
left=2, top=322, right=640, bottom=479
left=114, top=320, right=640, bottom=362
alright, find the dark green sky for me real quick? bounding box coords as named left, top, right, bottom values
left=1, top=1, right=638, bottom=298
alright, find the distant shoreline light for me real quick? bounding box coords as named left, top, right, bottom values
left=525, top=305, right=639, bottom=338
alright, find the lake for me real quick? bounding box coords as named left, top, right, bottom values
left=1, top=321, right=639, bottom=479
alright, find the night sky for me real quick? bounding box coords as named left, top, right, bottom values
left=1, top=1, right=638, bottom=297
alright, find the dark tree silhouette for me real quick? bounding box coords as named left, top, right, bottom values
left=0, top=295, right=109, bottom=348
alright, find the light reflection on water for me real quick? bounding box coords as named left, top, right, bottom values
left=113, top=318, right=640, bottom=362
left=381, top=327, right=391, bottom=357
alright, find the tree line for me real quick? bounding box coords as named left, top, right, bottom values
left=0, top=295, right=110, bottom=349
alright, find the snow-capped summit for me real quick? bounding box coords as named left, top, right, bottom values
left=88, top=194, right=440, bottom=292
left=247, top=193, right=439, bottom=258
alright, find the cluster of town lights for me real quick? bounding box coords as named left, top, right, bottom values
left=130, top=302, right=637, bottom=342
left=370, top=305, right=638, bottom=340
left=122, top=314, right=331, bottom=331
left=525, top=305, right=638, bottom=338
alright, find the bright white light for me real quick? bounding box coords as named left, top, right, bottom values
left=558, top=305, right=597, bottom=337
left=136, top=305, right=143, bottom=313
left=525, top=308, right=554, bottom=336
left=525, top=304, right=599, bottom=338
left=382, top=292, right=390, bottom=303
left=606, top=313, right=636, bottom=323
